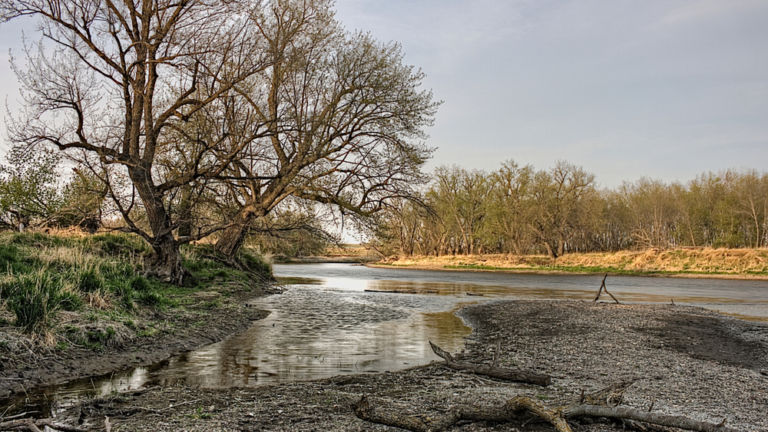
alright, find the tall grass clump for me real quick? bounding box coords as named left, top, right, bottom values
left=239, top=249, right=272, bottom=279
left=1, top=269, right=65, bottom=332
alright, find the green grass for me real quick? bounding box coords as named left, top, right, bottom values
left=0, top=231, right=272, bottom=336
left=1, top=269, right=65, bottom=332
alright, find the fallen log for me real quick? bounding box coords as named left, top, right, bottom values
left=353, top=396, right=459, bottom=432
left=429, top=341, right=551, bottom=386
left=564, top=405, right=733, bottom=432
left=354, top=388, right=740, bottom=432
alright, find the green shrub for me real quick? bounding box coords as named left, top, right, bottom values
left=106, top=280, right=135, bottom=310
left=99, top=261, right=137, bottom=280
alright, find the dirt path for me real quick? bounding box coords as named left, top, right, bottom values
left=53, top=300, right=768, bottom=431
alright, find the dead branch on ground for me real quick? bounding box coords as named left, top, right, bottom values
left=353, top=380, right=739, bottom=432
left=429, top=341, right=551, bottom=386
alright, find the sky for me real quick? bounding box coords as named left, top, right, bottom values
left=333, top=0, right=768, bottom=188
left=1, top=1, right=767, bottom=188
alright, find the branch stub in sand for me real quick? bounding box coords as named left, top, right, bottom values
left=429, top=341, right=552, bottom=386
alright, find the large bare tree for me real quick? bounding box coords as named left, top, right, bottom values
left=209, top=0, right=439, bottom=258
left=1, top=0, right=266, bottom=283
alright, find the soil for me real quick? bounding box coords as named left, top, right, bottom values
left=41, top=300, right=768, bottom=432
left=0, top=283, right=273, bottom=401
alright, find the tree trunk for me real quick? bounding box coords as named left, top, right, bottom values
left=145, top=232, right=188, bottom=285
left=215, top=206, right=259, bottom=259
left=130, top=167, right=187, bottom=285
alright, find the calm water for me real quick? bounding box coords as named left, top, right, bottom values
left=8, top=263, right=768, bottom=413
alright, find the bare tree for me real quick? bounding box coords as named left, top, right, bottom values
left=528, top=161, right=596, bottom=259
left=209, top=0, right=439, bottom=259
left=1, top=0, right=266, bottom=283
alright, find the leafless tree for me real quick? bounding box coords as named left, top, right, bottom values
left=1, top=0, right=267, bottom=283
left=208, top=0, right=439, bottom=258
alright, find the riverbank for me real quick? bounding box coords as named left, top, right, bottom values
left=375, top=248, right=768, bottom=279
left=49, top=300, right=768, bottom=431
left=0, top=232, right=274, bottom=399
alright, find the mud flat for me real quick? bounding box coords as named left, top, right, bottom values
left=53, top=300, right=768, bottom=431
left=0, top=286, right=270, bottom=400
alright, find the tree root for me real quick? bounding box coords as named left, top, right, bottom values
left=429, top=341, right=551, bottom=386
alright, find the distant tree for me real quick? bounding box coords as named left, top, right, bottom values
left=429, top=166, right=492, bottom=255
left=527, top=161, right=596, bottom=258
left=0, top=146, right=62, bottom=231
left=54, top=167, right=107, bottom=232
left=488, top=160, right=535, bottom=254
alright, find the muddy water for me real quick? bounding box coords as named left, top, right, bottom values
left=10, top=263, right=768, bottom=413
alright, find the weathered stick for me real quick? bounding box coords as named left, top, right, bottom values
left=429, top=341, right=551, bottom=386
left=563, top=405, right=736, bottom=432
left=593, top=274, right=620, bottom=304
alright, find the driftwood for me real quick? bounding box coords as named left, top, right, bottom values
left=354, top=392, right=739, bottom=432
left=354, top=382, right=738, bottom=432
left=593, top=274, right=620, bottom=304
left=0, top=417, right=87, bottom=432
left=429, top=341, right=551, bottom=386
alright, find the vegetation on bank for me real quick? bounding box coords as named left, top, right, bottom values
left=379, top=248, right=768, bottom=277
left=372, top=162, right=768, bottom=259
left=0, top=232, right=271, bottom=346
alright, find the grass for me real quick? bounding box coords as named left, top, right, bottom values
left=442, top=263, right=762, bottom=276
left=385, top=248, right=768, bottom=278
left=0, top=231, right=272, bottom=341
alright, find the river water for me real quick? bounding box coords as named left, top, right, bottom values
left=10, top=263, right=768, bottom=412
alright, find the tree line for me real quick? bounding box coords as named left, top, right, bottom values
left=0, top=0, right=438, bottom=283
left=372, top=161, right=768, bottom=258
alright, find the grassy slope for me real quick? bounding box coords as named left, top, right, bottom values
left=380, top=248, right=768, bottom=278
left=0, top=231, right=271, bottom=347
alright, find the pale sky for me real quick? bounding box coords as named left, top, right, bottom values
left=2, top=1, right=768, bottom=188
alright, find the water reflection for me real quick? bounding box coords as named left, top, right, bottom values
left=8, top=263, right=768, bottom=413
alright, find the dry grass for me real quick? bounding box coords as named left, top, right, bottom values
left=383, top=248, right=768, bottom=276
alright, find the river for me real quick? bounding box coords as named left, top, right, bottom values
left=11, top=263, right=768, bottom=413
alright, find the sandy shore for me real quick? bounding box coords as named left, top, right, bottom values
left=53, top=300, right=768, bottom=431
